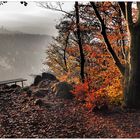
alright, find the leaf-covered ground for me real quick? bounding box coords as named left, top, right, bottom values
left=0, top=89, right=140, bottom=138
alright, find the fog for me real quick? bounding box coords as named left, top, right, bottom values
left=0, top=32, right=52, bottom=85
left=0, top=1, right=74, bottom=85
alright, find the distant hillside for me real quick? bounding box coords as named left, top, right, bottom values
left=0, top=27, right=23, bottom=34
left=0, top=32, right=52, bottom=84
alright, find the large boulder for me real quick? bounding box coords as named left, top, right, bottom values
left=33, top=89, right=48, bottom=98
left=33, top=75, right=42, bottom=86
left=42, top=72, right=58, bottom=81
left=38, top=80, right=51, bottom=88
left=38, top=80, right=58, bottom=93
left=54, top=82, right=74, bottom=99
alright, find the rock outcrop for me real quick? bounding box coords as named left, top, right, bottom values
left=33, top=75, right=42, bottom=86
left=33, top=89, right=49, bottom=98
left=30, top=73, right=74, bottom=104
left=42, top=72, right=58, bottom=81
left=54, top=82, right=74, bottom=99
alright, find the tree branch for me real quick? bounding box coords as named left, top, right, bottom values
left=90, top=2, right=125, bottom=75
left=63, top=32, right=70, bottom=71
left=118, top=2, right=126, bottom=19
left=118, top=7, right=127, bottom=61
left=38, top=2, right=73, bottom=16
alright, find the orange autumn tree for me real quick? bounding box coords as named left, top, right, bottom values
left=44, top=2, right=130, bottom=109
left=90, top=2, right=140, bottom=108
left=72, top=2, right=127, bottom=108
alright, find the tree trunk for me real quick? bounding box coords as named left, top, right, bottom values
left=124, top=24, right=140, bottom=108
left=75, top=1, right=85, bottom=83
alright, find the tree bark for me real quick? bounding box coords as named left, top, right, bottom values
left=75, top=1, right=85, bottom=82
left=118, top=2, right=126, bottom=19
left=124, top=25, right=140, bottom=108
left=124, top=2, right=140, bottom=108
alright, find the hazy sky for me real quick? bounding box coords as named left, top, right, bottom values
left=0, top=1, right=74, bottom=36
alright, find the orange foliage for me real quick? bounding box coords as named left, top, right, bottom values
left=72, top=82, right=89, bottom=101
left=72, top=81, right=109, bottom=111
left=72, top=41, right=123, bottom=109
left=72, top=76, right=123, bottom=111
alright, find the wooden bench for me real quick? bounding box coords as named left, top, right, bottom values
left=0, top=78, right=27, bottom=88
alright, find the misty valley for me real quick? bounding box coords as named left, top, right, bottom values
left=0, top=28, right=52, bottom=84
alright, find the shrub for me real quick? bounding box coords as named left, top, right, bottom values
left=72, top=77, right=123, bottom=111
left=72, top=82, right=89, bottom=102
left=106, top=77, right=123, bottom=106
left=72, top=81, right=109, bottom=111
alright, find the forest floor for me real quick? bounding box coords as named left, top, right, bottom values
left=0, top=88, right=140, bottom=138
